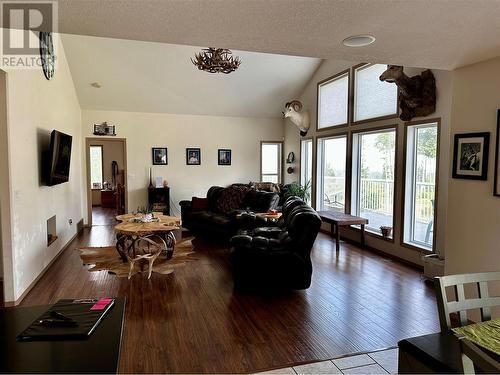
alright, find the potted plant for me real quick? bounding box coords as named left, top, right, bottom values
left=380, top=225, right=392, bottom=239
left=286, top=181, right=311, bottom=202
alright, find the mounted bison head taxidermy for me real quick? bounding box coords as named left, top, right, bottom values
left=379, top=65, right=436, bottom=121
left=282, top=100, right=310, bottom=137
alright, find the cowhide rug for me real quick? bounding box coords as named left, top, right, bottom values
left=78, top=236, right=197, bottom=278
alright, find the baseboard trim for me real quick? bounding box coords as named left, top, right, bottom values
left=3, top=225, right=83, bottom=307
left=319, top=228, right=423, bottom=271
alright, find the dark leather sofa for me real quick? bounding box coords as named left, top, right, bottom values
left=230, top=196, right=321, bottom=290
left=179, top=186, right=280, bottom=239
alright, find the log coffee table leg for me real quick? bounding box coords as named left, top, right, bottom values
left=116, top=234, right=129, bottom=262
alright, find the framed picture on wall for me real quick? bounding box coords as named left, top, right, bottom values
left=494, top=110, right=500, bottom=196
left=218, top=149, right=231, bottom=166
left=452, top=132, right=490, bottom=180
left=152, top=147, right=168, bottom=165
left=186, top=148, right=201, bottom=165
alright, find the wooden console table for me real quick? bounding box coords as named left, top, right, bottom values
left=317, top=211, right=368, bottom=252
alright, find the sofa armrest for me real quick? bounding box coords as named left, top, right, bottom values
left=179, top=200, right=192, bottom=211
left=230, top=234, right=253, bottom=248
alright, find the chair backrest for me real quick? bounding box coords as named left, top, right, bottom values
left=459, top=338, right=500, bottom=374
left=434, top=272, right=500, bottom=332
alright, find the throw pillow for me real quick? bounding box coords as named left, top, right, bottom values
left=251, top=181, right=281, bottom=193
left=191, top=197, right=209, bottom=211
left=216, top=186, right=250, bottom=213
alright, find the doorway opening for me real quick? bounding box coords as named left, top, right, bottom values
left=86, top=138, right=127, bottom=226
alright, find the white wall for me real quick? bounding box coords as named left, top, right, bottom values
left=284, top=59, right=453, bottom=265
left=445, top=56, right=500, bottom=275
left=0, top=71, right=10, bottom=287
left=82, top=110, right=284, bottom=221
left=2, top=36, right=83, bottom=302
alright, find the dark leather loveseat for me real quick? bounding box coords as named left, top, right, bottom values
left=230, top=196, right=321, bottom=290
left=179, top=185, right=280, bottom=239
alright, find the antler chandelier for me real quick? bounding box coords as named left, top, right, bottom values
left=191, top=48, right=241, bottom=74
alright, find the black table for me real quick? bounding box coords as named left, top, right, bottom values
left=398, top=331, right=461, bottom=373
left=0, top=298, right=125, bottom=373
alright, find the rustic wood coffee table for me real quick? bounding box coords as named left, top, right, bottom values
left=317, top=211, right=368, bottom=252
left=114, top=213, right=182, bottom=278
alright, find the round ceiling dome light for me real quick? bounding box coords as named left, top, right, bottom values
left=342, top=35, right=376, bottom=47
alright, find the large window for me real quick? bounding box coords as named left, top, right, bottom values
left=351, top=129, right=396, bottom=234
left=317, top=135, right=347, bottom=212
left=317, top=71, right=349, bottom=129
left=353, top=64, right=398, bottom=122
left=403, top=122, right=438, bottom=250
left=90, top=145, right=103, bottom=189
left=261, top=142, right=282, bottom=183
left=300, top=139, right=313, bottom=204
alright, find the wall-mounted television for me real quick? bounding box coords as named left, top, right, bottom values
left=43, top=130, right=72, bottom=186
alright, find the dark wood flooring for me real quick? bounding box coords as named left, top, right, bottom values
left=92, top=206, right=117, bottom=226
left=20, top=225, right=440, bottom=373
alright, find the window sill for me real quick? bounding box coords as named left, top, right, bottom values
left=401, top=241, right=433, bottom=253
left=350, top=225, right=394, bottom=243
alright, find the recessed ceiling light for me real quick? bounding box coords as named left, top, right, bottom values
left=90, top=82, right=102, bottom=88
left=342, top=35, right=376, bottom=47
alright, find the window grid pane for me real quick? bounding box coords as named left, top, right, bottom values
left=300, top=139, right=313, bottom=204
left=262, top=144, right=278, bottom=174
left=356, top=130, right=396, bottom=233
left=317, top=136, right=346, bottom=212
left=409, top=125, right=437, bottom=248
left=261, top=142, right=281, bottom=183
left=354, top=64, right=398, bottom=122
left=318, top=74, right=349, bottom=128
left=90, top=146, right=103, bottom=189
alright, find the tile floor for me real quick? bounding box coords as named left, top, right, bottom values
left=256, top=348, right=398, bottom=375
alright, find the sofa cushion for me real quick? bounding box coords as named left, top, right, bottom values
left=216, top=186, right=250, bottom=214
left=251, top=182, right=281, bottom=193
left=206, top=186, right=224, bottom=212
left=191, top=197, right=209, bottom=211
left=244, top=190, right=279, bottom=213
left=210, top=213, right=232, bottom=228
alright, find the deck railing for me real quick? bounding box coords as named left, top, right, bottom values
left=322, top=177, right=435, bottom=222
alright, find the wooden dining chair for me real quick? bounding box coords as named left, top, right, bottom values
left=459, top=338, right=500, bottom=374
left=434, top=272, right=500, bottom=332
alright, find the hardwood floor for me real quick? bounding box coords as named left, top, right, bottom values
left=20, top=225, right=440, bottom=373
left=92, top=206, right=117, bottom=226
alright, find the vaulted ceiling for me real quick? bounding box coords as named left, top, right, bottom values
left=58, top=0, right=500, bottom=70
left=62, top=34, right=321, bottom=118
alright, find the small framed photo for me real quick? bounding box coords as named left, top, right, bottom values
left=152, top=147, right=168, bottom=165
left=218, top=149, right=231, bottom=166
left=186, top=148, right=201, bottom=165
left=452, top=132, right=490, bottom=180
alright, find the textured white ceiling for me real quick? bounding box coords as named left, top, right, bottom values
left=57, top=0, right=500, bottom=70
left=61, top=34, right=321, bottom=118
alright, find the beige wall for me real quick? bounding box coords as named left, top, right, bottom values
left=284, top=59, right=453, bottom=265
left=1, top=36, right=83, bottom=302
left=82, top=110, right=284, bottom=221
left=445, top=56, right=500, bottom=275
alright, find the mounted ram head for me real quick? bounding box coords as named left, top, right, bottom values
left=282, top=100, right=310, bottom=137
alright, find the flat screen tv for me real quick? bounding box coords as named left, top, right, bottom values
left=44, top=130, right=72, bottom=186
